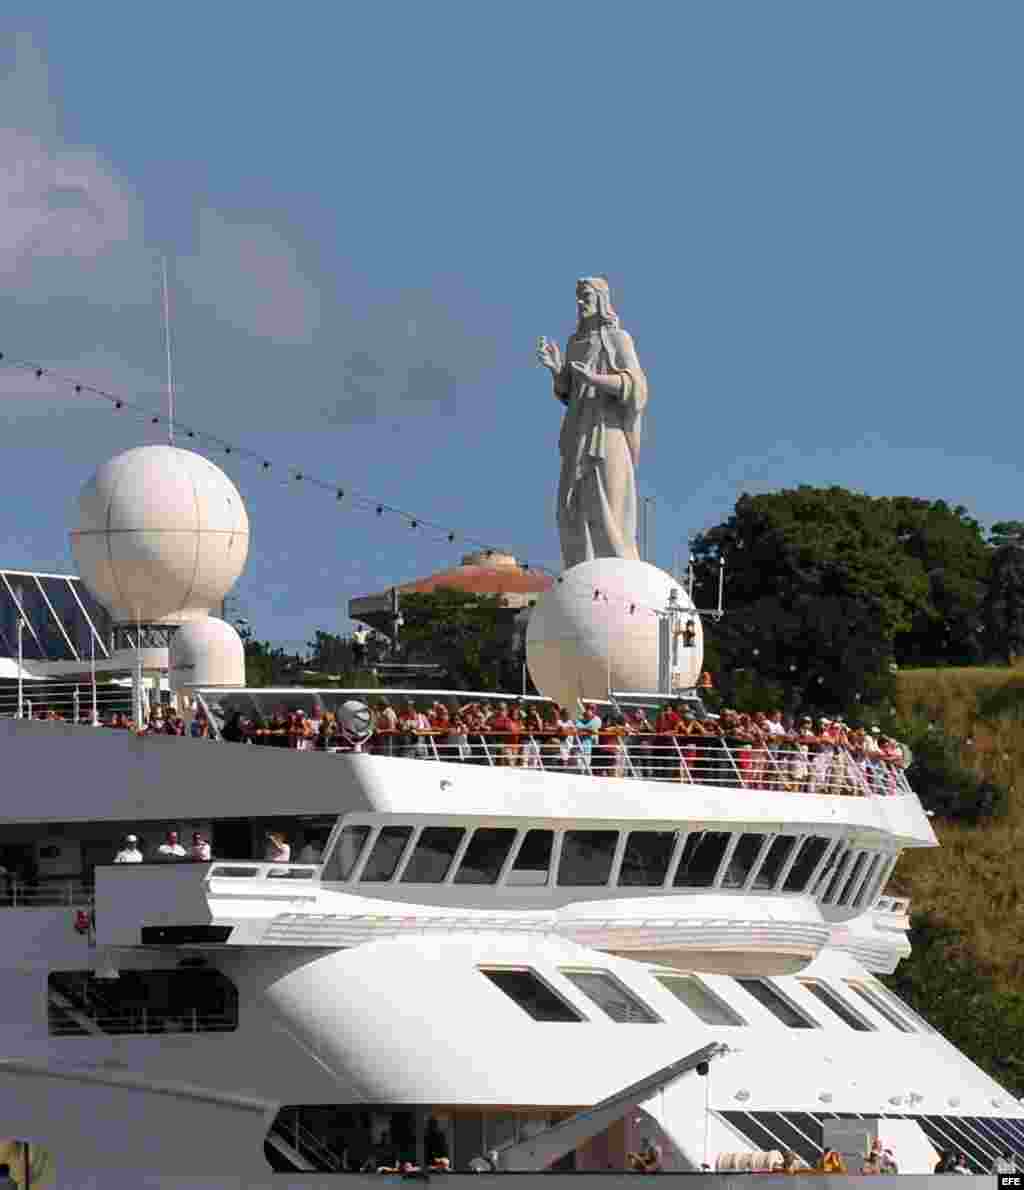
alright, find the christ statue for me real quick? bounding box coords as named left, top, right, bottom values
left=537, top=277, right=649, bottom=570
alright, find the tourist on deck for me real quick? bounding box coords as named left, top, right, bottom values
left=155, top=831, right=186, bottom=861
left=190, top=832, right=212, bottom=861
left=374, top=698, right=398, bottom=756
left=575, top=705, right=602, bottom=773
left=627, top=1138, right=662, bottom=1173
left=992, top=1151, right=1017, bottom=1174
left=819, top=1148, right=847, bottom=1174
left=190, top=710, right=210, bottom=739
left=114, top=834, right=143, bottom=863
left=221, top=711, right=247, bottom=743
left=265, top=832, right=291, bottom=863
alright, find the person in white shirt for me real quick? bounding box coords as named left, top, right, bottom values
left=155, top=831, right=186, bottom=860
left=993, top=1152, right=1017, bottom=1174
left=114, top=834, right=143, bottom=863
left=190, top=832, right=211, bottom=861
left=265, top=832, right=291, bottom=863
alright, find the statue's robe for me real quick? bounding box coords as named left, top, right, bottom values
left=553, top=324, right=648, bottom=569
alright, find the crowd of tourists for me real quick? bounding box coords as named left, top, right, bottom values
left=23, top=695, right=909, bottom=796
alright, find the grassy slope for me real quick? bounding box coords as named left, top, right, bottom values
left=890, top=666, right=1024, bottom=993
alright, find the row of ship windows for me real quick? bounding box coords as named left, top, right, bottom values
left=482, top=967, right=935, bottom=1035
left=326, top=824, right=895, bottom=906
left=46, top=966, right=930, bottom=1038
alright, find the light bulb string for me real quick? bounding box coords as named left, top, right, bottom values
left=1, top=352, right=704, bottom=623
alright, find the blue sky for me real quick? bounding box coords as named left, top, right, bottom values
left=0, top=4, right=1021, bottom=651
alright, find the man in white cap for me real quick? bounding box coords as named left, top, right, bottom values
left=114, top=834, right=143, bottom=863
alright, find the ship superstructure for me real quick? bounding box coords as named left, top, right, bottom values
left=1, top=701, right=1021, bottom=1185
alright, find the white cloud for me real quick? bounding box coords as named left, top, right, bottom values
left=178, top=208, right=321, bottom=344
left=0, top=35, right=146, bottom=303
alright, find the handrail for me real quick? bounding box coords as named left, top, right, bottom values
left=49, top=1010, right=235, bottom=1036
left=0, top=880, right=92, bottom=907
left=271, top=1113, right=342, bottom=1172
left=2, top=715, right=915, bottom=798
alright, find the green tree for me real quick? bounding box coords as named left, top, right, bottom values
left=398, top=587, right=524, bottom=691
left=693, top=487, right=994, bottom=705
left=981, top=545, right=1024, bottom=664
left=243, top=639, right=300, bottom=687
left=989, top=520, right=1024, bottom=549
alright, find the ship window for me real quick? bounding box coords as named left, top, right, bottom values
left=842, top=851, right=875, bottom=905
left=817, top=844, right=851, bottom=900
left=735, top=978, right=818, bottom=1028
left=720, top=833, right=765, bottom=888
left=560, top=970, right=660, bottom=1023
left=842, top=981, right=915, bottom=1031
left=656, top=975, right=747, bottom=1026
left=480, top=969, right=583, bottom=1022
left=782, top=836, right=831, bottom=892
left=324, top=824, right=371, bottom=881
left=673, top=831, right=731, bottom=887
left=558, top=831, right=619, bottom=886
left=854, top=855, right=884, bottom=908
left=48, top=969, right=237, bottom=1035
left=798, top=980, right=875, bottom=1031
left=753, top=835, right=799, bottom=890
left=401, top=827, right=465, bottom=883
left=619, top=831, right=676, bottom=887
left=863, top=981, right=935, bottom=1033
left=360, top=826, right=414, bottom=882
left=454, top=828, right=517, bottom=885
left=836, top=850, right=870, bottom=904
left=507, top=829, right=553, bottom=886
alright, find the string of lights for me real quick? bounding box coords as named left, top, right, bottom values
left=1, top=352, right=696, bottom=622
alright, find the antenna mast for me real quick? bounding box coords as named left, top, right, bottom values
left=161, top=257, right=176, bottom=446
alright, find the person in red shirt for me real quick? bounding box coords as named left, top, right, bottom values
left=487, top=702, right=515, bottom=766
left=653, top=704, right=680, bottom=780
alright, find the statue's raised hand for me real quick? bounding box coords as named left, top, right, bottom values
left=537, top=336, right=562, bottom=374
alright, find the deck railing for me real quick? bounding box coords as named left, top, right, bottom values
left=0, top=879, right=93, bottom=907
left=354, top=733, right=911, bottom=797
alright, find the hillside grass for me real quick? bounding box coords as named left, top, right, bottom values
left=890, top=664, right=1024, bottom=993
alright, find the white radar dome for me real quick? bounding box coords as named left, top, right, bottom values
left=337, top=700, right=374, bottom=740
left=70, top=445, right=249, bottom=624
left=526, top=558, right=704, bottom=711
left=169, top=617, right=245, bottom=691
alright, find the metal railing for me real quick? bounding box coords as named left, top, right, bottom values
left=271, top=1112, right=343, bottom=1173
left=357, top=733, right=912, bottom=797
left=3, top=710, right=913, bottom=797
left=48, top=1008, right=236, bottom=1036
left=207, top=862, right=319, bottom=881
left=0, top=880, right=92, bottom=907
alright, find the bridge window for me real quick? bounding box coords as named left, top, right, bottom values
left=558, top=831, right=619, bottom=886
left=842, top=981, right=916, bottom=1032
left=360, top=826, right=414, bottom=882
left=798, top=980, right=875, bottom=1031
left=720, top=833, right=766, bottom=888
left=673, top=831, right=731, bottom=887
left=838, top=850, right=872, bottom=905
left=782, top=836, right=831, bottom=892
left=505, top=829, right=554, bottom=887
left=618, top=831, right=676, bottom=887
left=401, top=827, right=465, bottom=883
left=656, top=975, right=748, bottom=1026
left=49, top=968, right=237, bottom=1035
left=752, top=835, right=799, bottom=890
left=735, top=978, right=818, bottom=1028
left=324, top=824, right=371, bottom=881
left=560, top=970, right=660, bottom=1023
left=480, top=969, right=584, bottom=1022
left=454, top=828, right=517, bottom=885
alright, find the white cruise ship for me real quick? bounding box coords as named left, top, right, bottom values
left=0, top=443, right=1018, bottom=1188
